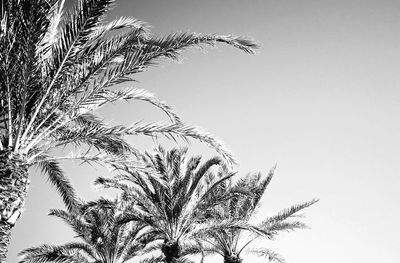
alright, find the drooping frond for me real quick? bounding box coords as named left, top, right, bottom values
left=33, top=156, right=80, bottom=212
left=123, top=122, right=236, bottom=165
left=52, top=121, right=133, bottom=156
left=76, top=88, right=181, bottom=123
left=144, top=33, right=258, bottom=61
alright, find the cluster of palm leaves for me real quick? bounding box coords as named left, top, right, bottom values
left=19, top=146, right=317, bottom=263
left=0, top=0, right=317, bottom=262
left=19, top=197, right=154, bottom=263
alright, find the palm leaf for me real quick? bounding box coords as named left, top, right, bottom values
left=18, top=244, right=90, bottom=263
left=260, top=199, right=319, bottom=227
left=34, top=156, right=80, bottom=212
left=248, top=248, right=286, bottom=263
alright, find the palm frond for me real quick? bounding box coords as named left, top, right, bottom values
left=139, top=255, right=164, bottom=263
left=248, top=248, right=286, bottom=263
left=266, top=220, right=309, bottom=235
left=52, top=122, right=133, bottom=156
left=61, top=242, right=97, bottom=261
left=34, top=156, right=80, bottom=212
left=123, top=122, right=236, bottom=165
left=48, top=208, right=90, bottom=241
left=37, top=0, right=65, bottom=63
left=18, top=244, right=90, bottom=263
left=89, top=16, right=149, bottom=41
left=260, top=199, right=319, bottom=228
left=146, top=33, right=258, bottom=61
left=77, top=88, right=181, bottom=123
left=191, top=219, right=269, bottom=239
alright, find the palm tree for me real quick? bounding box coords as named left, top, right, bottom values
left=0, top=0, right=256, bottom=259
left=200, top=170, right=318, bottom=263
left=19, top=196, right=159, bottom=263
left=96, top=146, right=260, bottom=263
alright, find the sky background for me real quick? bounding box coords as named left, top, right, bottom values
left=7, top=0, right=400, bottom=262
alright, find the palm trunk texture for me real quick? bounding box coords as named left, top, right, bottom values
left=0, top=150, right=29, bottom=263
left=162, top=240, right=181, bottom=263
left=224, top=254, right=243, bottom=263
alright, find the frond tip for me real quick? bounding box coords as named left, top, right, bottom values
left=121, top=121, right=237, bottom=166
left=248, top=248, right=286, bottom=263
left=261, top=199, right=319, bottom=227
left=213, top=35, right=259, bottom=54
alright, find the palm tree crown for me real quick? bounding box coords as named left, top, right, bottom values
left=96, top=146, right=252, bottom=263
left=0, top=0, right=256, bottom=162
left=201, top=170, right=318, bottom=263
left=19, top=197, right=156, bottom=263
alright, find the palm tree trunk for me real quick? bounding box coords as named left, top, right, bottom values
left=224, top=254, right=242, bottom=263
left=0, top=221, right=11, bottom=263
left=0, top=150, right=29, bottom=263
left=161, top=239, right=180, bottom=263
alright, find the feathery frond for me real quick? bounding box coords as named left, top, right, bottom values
left=34, top=156, right=80, bottom=212
left=248, top=248, right=286, bottom=263
left=199, top=168, right=318, bottom=262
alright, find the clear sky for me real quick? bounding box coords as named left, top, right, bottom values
left=7, top=0, right=400, bottom=262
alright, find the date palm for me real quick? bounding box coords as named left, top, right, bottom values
left=19, top=196, right=158, bottom=263
left=96, top=146, right=262, bottom=263
left=201, top=170, right=318, bottom=263
left=0, top=0, right=256, bottom=260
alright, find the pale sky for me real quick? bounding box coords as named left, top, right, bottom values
left=8, top=1, right=400, bottom=262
